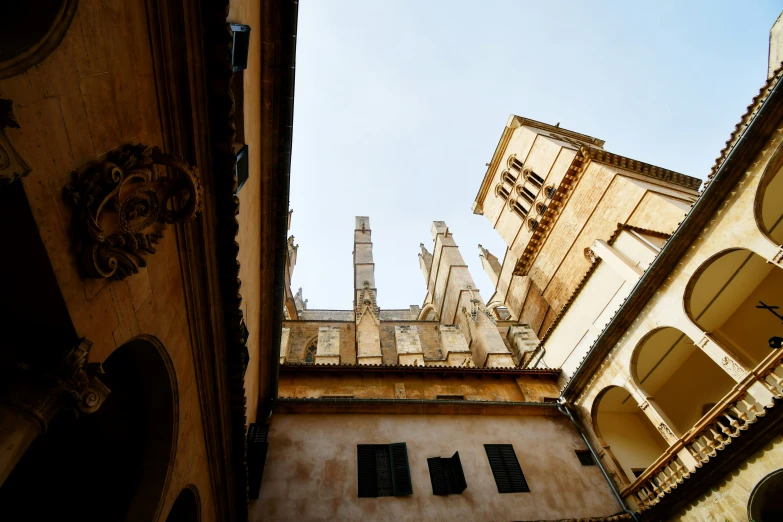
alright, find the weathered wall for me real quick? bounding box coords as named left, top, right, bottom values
left=671, top=435, right=783, bottom=521
left=283, top=321, right=356, bottom=363
left=276, top=372, right=560, bottom=402
left=251, top=414, right=621, bottom=521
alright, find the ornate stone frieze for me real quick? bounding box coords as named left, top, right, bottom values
left=1, top=338, right=110, bottom=430
left=0, top=99, right=31, bottom=186
left=67, top=144, right=202, bottom=280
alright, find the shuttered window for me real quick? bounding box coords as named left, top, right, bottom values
left=247, top=423, right=270, bottom=499
left=484, top=444, right=530, bottom=493
left=427, top=451, right=467, bottom=495
left=575, top=450, right=596, bottom=466
left=357, top=443, right=412, bottom=497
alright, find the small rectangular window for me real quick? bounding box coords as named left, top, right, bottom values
left=357, top=443, right=412, bottom=497
left=632, top=468, right=646, bottom=478
left=230, top=23, right=251, bottom=71
left=575, top=450, right=595, bottom=466
left=427, top=451, right=467, bottom=495
left=484, top=444, right=530, bottom=493
left=542, top=397, right=559, bottom=403
left=435, top=394, right=464, bottom=400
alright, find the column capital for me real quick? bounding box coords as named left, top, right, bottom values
left=1, top=338, right=110, bottom=431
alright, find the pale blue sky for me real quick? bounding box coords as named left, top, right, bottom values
left=289, top=1, right=782, bottom=310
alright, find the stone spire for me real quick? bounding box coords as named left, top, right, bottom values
left=353, top=216, right=382, bottom=364
left=418, top=243, right=433, bottom=284
left=478, top=244, right=502, bottom=287
left=424, top=221, right=514, bottom=368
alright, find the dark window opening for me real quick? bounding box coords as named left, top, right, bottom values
left=427, top=452, right=467, bottom=495
left=484, top=444, right=529, bottom=493
left=357, top=443, right=412, bottom=497
left=495, top=184, right=510, bottom=200
left=536, top=202, right=547, bottom=215
left=575, top=450, right=595, bottom=466
left=542, top=397, right=559, bottom=403
left=526, top=171, right=545, bottom=188
left=435, top=394, right=465, bottom=400
left=230, top=23, right=251, bottom=71
left=527, top=219, right=539, bottom=232
left=501, top=170, right=517, bottom=186
left=545, top=184, right=557, bottom=199
left=511, top=200, right=528, bottom=218
left=304, top=343, right=317, bottom=364
left=518, top=185, right=536, bottom=204
left=631, top=468, right=647, bottom=479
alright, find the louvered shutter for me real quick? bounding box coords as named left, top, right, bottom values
left=357, top=445, right=378, bottom=497
left=485, top=445, right=512, bottom=493
left=427, top=457, right=449, bottom=495
left=500, top=445, right=529, bottom=492
left=449, top=452, right=467, bottom=493
left=389, top=442, right=413, bottom=496
left=484, top=444, right=529, bottom=493
left=247, top=424, right=269, bottom=499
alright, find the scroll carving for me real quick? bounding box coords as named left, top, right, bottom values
left=0, top=99, right=31, bottom=185
left=67, top=144, right=202, bottom=280
left=2, top=339, right=110, bottom=430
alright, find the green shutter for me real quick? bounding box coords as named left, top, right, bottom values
left=427, top=457, right=449, bottom=495
left=389, top=442, right=413, bottom=496
left=449, top=451, right=467, bottom=493
left=484, top=444, right=529, bottom=493
left=357, top=445, right=378, bottom=497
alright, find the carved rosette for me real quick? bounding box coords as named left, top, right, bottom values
left=67, top=144, right=203, bottom=280
left=1, top=339, right=110, bottom=430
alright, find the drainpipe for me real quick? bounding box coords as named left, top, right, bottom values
left=558, top=401, right=641, bottom=522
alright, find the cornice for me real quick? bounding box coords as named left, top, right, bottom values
left=473, top=120, right=518, bottom=215
left=280, top=362, right=560, bottom=376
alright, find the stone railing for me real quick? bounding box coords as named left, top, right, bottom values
left=621, top=349, right=783, bottom=512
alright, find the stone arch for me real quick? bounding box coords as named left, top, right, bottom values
left=283, top=297, right=297, bottom=320
left=166, top=485, right=201, bottom=522
left=629, top=326, right=733, bottom=434
left=0, top=335, right=178, bottom=521
left=748, top=468, right=783, bottom=521
left=591, top=385, right=667, bottom=484
left=417, top=303, right=439, bottom=321
left=0, top=0, right=80, bottom=79
left=754, top=140, right=783, bottom=245
left=683, top=247, right=783, bottom=367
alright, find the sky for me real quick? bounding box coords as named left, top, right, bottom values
left=288, top=0, right=782, bottom=310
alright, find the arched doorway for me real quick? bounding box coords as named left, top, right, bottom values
left=684, top=249, right=783, bottom=368
left=592, top=386, right=667, bottom=483
left=630, top=327, right=734, bottom=434
left=0, top=336, right=178, bottom=521
left=755, top=145, right=783, bottom=245
left=166, top=486, right=201, bottom=522
left=748, top=468, right=783, bottom=522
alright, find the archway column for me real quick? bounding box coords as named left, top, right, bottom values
left=677, top=318, right=776, bottom=408
left=0, top=339, right=109, bottom=487
left=625, top=380, right=681, bottom=445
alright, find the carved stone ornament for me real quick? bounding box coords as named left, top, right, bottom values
left=67, top=144, right=203, bottom=280
left=0, top=99, right=31, bottom=185
left=657, top=422, right=676, bottom=441
left=1, top=339, right=110, bottom=430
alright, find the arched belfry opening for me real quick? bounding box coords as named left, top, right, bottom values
left=592, top=385, right=667, bottom=483
left=630, top=327, right=734, bottom=434
left=0, top=336, right=178, bottom=521
left=684, top=248, right=783, bottom=367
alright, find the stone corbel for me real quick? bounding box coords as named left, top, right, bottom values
left=66, top=144, right=203, bottom=280
left=2, top=338, right=110, bottom=428
left=0, top=99, right=31, bottom=186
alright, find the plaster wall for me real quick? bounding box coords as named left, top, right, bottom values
left=598, top=412, right=668, bottom=481
left=252, top=414, right=621, bottom=522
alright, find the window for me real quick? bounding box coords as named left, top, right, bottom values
left=435, top=394, right=465, bottom=400
left=247, top=423, right=270, bottom=499
left=536, top=202, right=547, bottom=215
left=507, top=155, right=524, bottom=172
left=427, top=452, right=467, bottom=495
left=544, top=184, right=557, bottom=199
left=304, top=342, right=317, bottom=363
left=510, top=199, right=528, bottom=218
left=542, top=397, right=558, bottom=403
left=230, top=23, right=251, bottom=71
left=525, top=170, right=545, bottom=189
left=501, top=170, right=517, bottom=186
left=575, top=450, right=595, bottom=466
left=517, top=185, right=536, bottom=204
left=527, top=219, right=539, bottom=232
left=631, top=468, right=646, bottom=479
left=484, top=444, right=529, bottom=493
left=495, top=183, right=510, bottom=200
left=357, top=443, right=413, bottom=497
